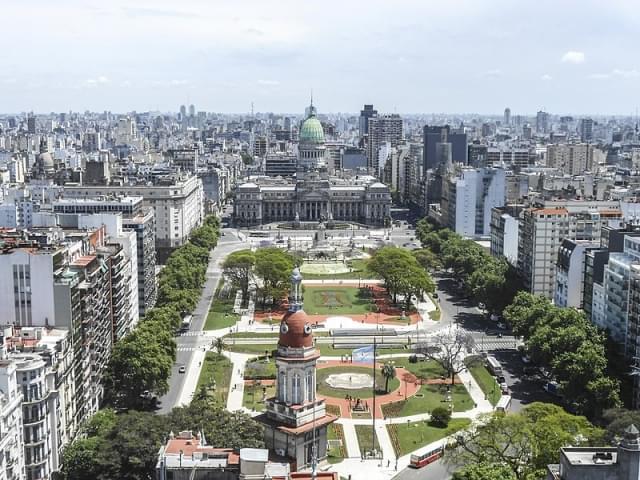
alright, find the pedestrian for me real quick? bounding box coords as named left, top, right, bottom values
left=387, top=460, right=390, bottom=467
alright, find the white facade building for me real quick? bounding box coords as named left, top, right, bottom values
left=442, top=167, right=506, bottom=237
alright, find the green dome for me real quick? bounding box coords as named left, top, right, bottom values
left=299, top=115, right=325, bottom=144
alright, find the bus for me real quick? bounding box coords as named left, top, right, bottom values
left=409, top=446, right=444, bottom=468
left=180, top=314, right=193, bottom=333
left=495, top=395, right=512, bottom=412
left=486, top=356, right=503, bottom=376
left=248, top=231, right=270, bottom=238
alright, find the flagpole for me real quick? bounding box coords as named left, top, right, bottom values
left=372, top=336, right=377, bottom=457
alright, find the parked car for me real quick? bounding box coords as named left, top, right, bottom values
left=543, top=381, right=562, bottom=397
left=490, top=313, right=500, bottom=322
left=432, top=293, right=439, bottom=299
left=178, top=365, right=186, bottom=374
left=478, top=302, right=486, bottom=310
left=497, top=322, right=508, bottom=330
left=521, top=355, right=531, bottom=364
left=500, top=382, right=509, bottom=394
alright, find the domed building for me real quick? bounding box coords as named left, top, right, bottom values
left=32, top=138, right=55, bottom=179
left=257, top=267, right=337, bottom=471
left=297, top=101, right=327, bottom=171
left=233, top=98, right=391, bottom=227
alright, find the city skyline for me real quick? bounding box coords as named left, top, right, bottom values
left=3, top=0, right=640, bottom=115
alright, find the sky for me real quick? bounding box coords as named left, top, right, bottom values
left=2, top=0, right=640, bottom=115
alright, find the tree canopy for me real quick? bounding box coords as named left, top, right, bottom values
left=222, top=249, right=256, bottom=301
left=503, top=292, right=621, bottom=417
left=451, top=403, right=603, bottom=480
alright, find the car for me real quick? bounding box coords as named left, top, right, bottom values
left=497, top=322, right=507, bottom=330
left=432, top=293, right=439, bottom=299
left=521, top=355, right=531, bottom=364
left=221, top=232, right=226, bottom=236
left=478, top=302, right=486, bottom=310
left=490, top=313, right=500, bottom=322
left=178, top=366, right=186, bottom=374
left=497, top=375, right=506, bottom=383
left=500, top=382, right=509, bottom=394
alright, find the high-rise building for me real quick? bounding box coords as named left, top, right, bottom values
left=504, top=107, right=511, bottom=126
left=367, top=115, right=403, bottom=173
left=0, top=356, right=25, bottom=480
left=179, top=105, right=187, bottom=119
left=518, top=204, right=622, bottom=298
left=536, top=110, right=550, bottom=134
left=580, top=118, right=594, bottom=142
left=27, top=116, right=36, bottom=134
left=423, top=125, right=467, bottom=171
left=358, top=104, right=377, bottom=137
left=546, top=144, right=594, bottom=175
left=188, top=104, right=195, bottom=117
left=441, top=167, right=506, bottom=237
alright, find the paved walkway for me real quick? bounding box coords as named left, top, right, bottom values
left=339, top=421, right=360, bottom=458
left=225, top=351, right=258, bottom=411
left=316, top=359, right=421, bottom=419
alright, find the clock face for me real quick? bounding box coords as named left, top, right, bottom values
left=280, top=322, right=289, bottom=334
left=303, top=323, right=312, bottom=335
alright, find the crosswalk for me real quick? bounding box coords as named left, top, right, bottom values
left=177, top=345, right=210, bottom=352
left=470, top=335, right=521, bottom=351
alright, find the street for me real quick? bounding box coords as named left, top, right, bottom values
left=156, top=229, right=245, bottom=414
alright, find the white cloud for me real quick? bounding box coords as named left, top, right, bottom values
left=541, top=74, right=553, bottom=81
left=257, top=79, right=280, bottom=86
left=481, top=69, right=502, bottom=78
left=561, top=50, right=585, bottom=64
left=589, top=69, right=640, bottom=80
left=85, top=76, right=110, bottom=87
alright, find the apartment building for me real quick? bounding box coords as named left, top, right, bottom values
left=518, top=205, right=623, bottom=298
left=490, top=206, right=521, bottom=266
left=367, top=115, right=403, bottom=172
left=554, top=239, right=599, bottom=308
left=441, top=167, right=506, bottom=237
left=62, top=173, right=204, bottom=257
left=546, top=144, right=594, bottom=175
left=0, top=356, right=24, bottom=480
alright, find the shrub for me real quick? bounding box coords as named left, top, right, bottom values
left=430, top=406, right=452, bottom=427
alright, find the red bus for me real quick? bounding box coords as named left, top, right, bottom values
left=409, top=446, right=444, bottom=468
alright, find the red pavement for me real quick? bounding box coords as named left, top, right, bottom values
left=315, top=360, right=421, bottom=419
left=254, top=284, right=421, bottom=326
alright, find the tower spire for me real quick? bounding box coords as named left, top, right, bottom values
left=310, top=88, right=313, bottom=108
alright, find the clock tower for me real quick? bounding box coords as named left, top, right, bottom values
left=257, top=267, right=337, bottom=470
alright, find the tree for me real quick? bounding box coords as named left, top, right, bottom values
left=413, top=248, right=442, bottom=272
left=222, top=249, right=255, bottom=302
left=451, top=403, right=603, bottom=480
left=502, top=292, right=554, bottom=338
left=254, top=248, right=296, bottom=307
left=418, top=329, right=473, bottom=384
left=103, top=329, right=173, bottom=410
left=430, top=406, right=451, bottom=427
left=214, top=336, right=224, bottom=355
left=602, top=408, right=640, bottom=444
left=452, top=462, right=517, bottom=480
left=59, top=410, right=170, bottom=480
left=381, top=363, right=396, bottom=393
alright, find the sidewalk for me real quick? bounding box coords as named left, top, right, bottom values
left=225, top=351, right=257, bottom=411
left=338, top=421, right=360, bottom=458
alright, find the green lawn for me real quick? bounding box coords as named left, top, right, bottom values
left=465, top=358, right=501, bottom=406
left=316, top=365, right=400, bottom=399
left=245, top=358, right=277, bottom=379
left=224, top=343, right=277, bottom=354
left=301, top=259, right=380, bottom=280
left=196, top=352, right=232, bottom=405
left=388, top=418, right=471, bottom=456
left=327, top=423, right=346, bottom=464
left=204, top=280, right=240, bottom=330
left=381, top=384, right=474, bottom=418
left=402, top=360, right=448, bottom=380
left=304, top=287, right=376, bottom=315
left=355, top=425, right=380, bottom=457
left=242, top=382, right=276, bottom=411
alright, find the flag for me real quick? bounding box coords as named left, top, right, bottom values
left=352, top=345, right=375, bottom=364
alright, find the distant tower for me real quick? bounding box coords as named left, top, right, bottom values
left=256, top=267, right=337, bottom=470
left=188, top=104, right=195, bottom=117
left=179, top=105, right=186, bottom=120
left=504, top=107, right=511, bottom=126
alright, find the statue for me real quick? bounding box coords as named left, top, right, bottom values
left=294, top=211, right=301, bottom=229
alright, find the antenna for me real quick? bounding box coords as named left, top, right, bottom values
left=310, top=89, right=313, bottom=108
left=251, top=102, right=254, bottom=118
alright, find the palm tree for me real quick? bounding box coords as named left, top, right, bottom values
left=214, top=337, right=224, bottom=355
left=381, top=363, right=396, bottom=393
